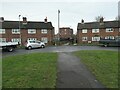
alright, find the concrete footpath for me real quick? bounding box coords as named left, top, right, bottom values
left=56, top=52, right=105, bottom=88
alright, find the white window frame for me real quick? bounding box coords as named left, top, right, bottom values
left=41, top=37, right=48, bottom=43
left=92, top=37, right=100, bottom=41
left=0, top=29, right=5, bottom=34
left=41, top=29, right=47, bottom=34
left=28, top=38, right=37, bottom=41
left=82, top=29, right=87, bottom=33
left=28, top=29, right=36, bottom=34
left=92, top=29, right=99, bottom=33
left=12, top=38, right=21, bottom=43
left=82, top=37, right=88, bottom=41
left=106, top=28, right=114, bottom=32
left=12, top=29, right=20, bottom=34
left=105, top=36, right=114, bottom=39
left=0, top=38, right=6, bottom=42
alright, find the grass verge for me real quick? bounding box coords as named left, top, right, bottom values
left=73, top=50, right=118, bottom=88
left=3, top=53, right=58, bottom=88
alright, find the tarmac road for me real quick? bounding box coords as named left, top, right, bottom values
left=2, top=46, right=118, bottom=57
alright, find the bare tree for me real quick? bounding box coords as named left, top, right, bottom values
left=95, top=15, right=104, bottom=22
left=115, top=16, right=120, bottom=21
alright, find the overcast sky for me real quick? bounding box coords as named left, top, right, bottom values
left=0, top=0, right=120, bottom=34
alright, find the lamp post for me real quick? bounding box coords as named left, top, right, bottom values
left=58, top=10, right=60, bottom=45
left=19, top=15, right=21, bottom=46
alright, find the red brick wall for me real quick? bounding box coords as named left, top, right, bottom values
left=1, top=28, right=54, bottom=45
left=77, top=28, right=119, bottom=44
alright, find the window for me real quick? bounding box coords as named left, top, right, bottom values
left=0, top=38, right=6, bottom=42
left=12, top=29, right=20, bottom=34
left=0, top=29, right=5, bottom=34
left=82, top=29, right=87, bottom=33
left=92, top=37, right=100, bottom=41
left=28, top=29, right=36, bottom=34
left=92, top=29, right=99, bottom=33
left=41, top=37, right=48, bottom=43
left=106, top=28, right=114, bottom=32
left=41, top=29, right=47, bottom=34
left=119, top=28, right=120, bottom=32
left=12, top=38, right=21, bottom=43
left=28, top=38, right=37, bottom=41
left=105, top=36, right=114, bottom=39
left=82, top=37, right=88, bottom=41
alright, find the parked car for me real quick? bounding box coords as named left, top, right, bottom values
left=24, top=40, right=45, bottom=50
left=0, top=42, right=19, bottom=52
left=99, top=37, right=120, bottom=47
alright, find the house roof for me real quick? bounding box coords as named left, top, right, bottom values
left=1, top=21, right=54, bottom=29
left=77, top=21, right=119, bottom=30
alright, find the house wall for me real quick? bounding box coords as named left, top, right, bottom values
left=1, top=28, right=54, bottom=45
left=77, top=28, right=119, bottom=44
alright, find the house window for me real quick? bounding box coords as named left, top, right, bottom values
left=28, top=29, right=36, bottom=34
left=119, top=28, right=120, bottom=32
left=92, top=29, right=99, bottom=33
left=106, top=28, right=114, bottom=32
left=41, top=37, right=48, bottom=43
left=105, top=36, right=114, bottom=39
left=92, top=37, right=100, bottom=41
left=12, top=29, right=20, bottom=34
left=41, top=29, right=47, bottom=34
left=12, top=38, right=21, bottom=43
left=82, top=37, right=88, bottom=41
left=28, top=38, right=37, bottom=41
left=0, top=38, right=6, bottom=42
left=0, top=29, right=5, bottom=34
left=82, top=29, right=87, bottom=33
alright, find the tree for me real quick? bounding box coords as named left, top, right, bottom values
left=115, top=16, right=120, bottom=21
left=95, top=15, right=104, bottom=22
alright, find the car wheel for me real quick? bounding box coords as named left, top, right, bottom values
left=104, top=44, right=108, bottom=47
left=28, top=46, right=32, bottom=50
left=8, top=47, right=14, bottom=52
left=41, top=45, right=45, bottom=48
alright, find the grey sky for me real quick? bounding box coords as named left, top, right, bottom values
left=1, top=0, right=119, bottom=34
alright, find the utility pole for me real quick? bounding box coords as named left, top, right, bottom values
left=19, top=15, right=21, bottom=46
left=58, top=10, right=60, bottom=45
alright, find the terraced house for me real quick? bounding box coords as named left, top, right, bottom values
left=77, top=19, right=119, bottom=44
left=0, top=17, right=54, bottom=45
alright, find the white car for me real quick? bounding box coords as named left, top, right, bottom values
left=25, top=40, right=45, bottom=50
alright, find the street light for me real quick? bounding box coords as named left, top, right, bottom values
left=58, top=10, right=60, bottom=45
left=19, top=15, right=22, bottom=46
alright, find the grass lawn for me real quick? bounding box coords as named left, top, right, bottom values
left=2, top=53, right=58, bottom=88
left=74, top=50, right=118, bottom=88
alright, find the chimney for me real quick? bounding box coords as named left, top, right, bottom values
left=22, top=17, right=27, bottom=25
left=99, top=17, right=104, bottom=25
left=100, top=17, right=104, bottom=23
left=81, top=19, right=84, bottom=24
left=0, top=17, right=4, bottom=22
left=44, top=17, right=47, bottom=23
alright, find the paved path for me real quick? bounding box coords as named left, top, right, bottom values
left=56, top=52, right=105, bottom=88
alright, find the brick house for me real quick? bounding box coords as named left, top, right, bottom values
left=77, top=19, right=119, bottom=44
left=59, top=27, right=73, bottom=39
left=0, top=17, right=54, bottom=45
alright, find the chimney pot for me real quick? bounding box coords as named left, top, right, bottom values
left=0, top=17, right=4, bottom=22
left=100, top=17, right=104, bottom=23
left=23, top=17, right=27, bottom=21
left=44, top=17, right=47, bottom=23
left=81, top=19, right=84, bottom=24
